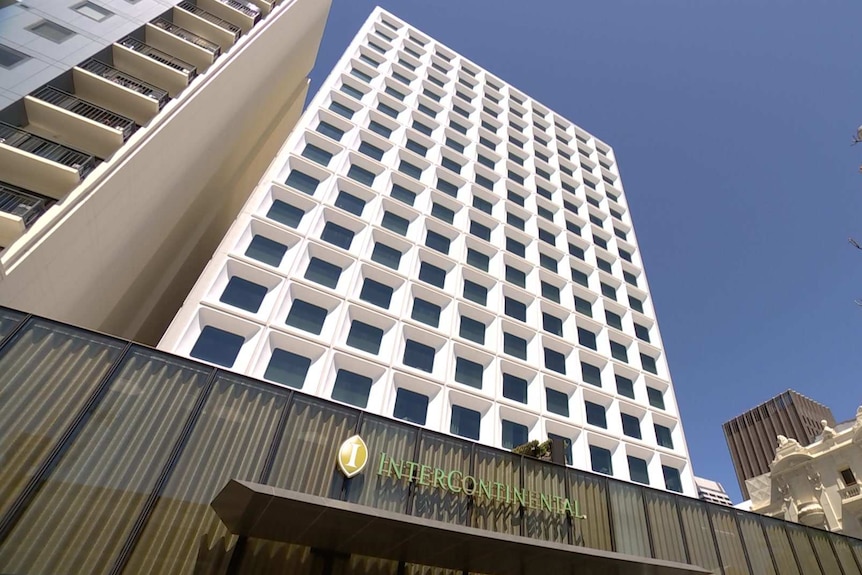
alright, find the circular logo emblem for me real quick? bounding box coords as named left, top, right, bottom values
left=337, top=435, right=368, bottom=478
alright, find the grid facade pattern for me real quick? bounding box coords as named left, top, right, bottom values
left=160, top=8, right=694, bottom=495
left=723, top=390, right=835, bottom=499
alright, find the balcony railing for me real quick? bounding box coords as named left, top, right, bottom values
left=0, top=182, right=49, bottom=228
left=214, top=0, right=261, bottom=20
left=150, top=18, right=222, bottom=57
left=78, top=58, right=170, bottom=109
left=840, top=484, right=861, bottom=500
left=118, top=36, right=198, bottom=79
left=177, top=1, right=242, bottom=39
left=0, top=122, right=96, bottom=178
left=30, top=86, right=138, bottom=142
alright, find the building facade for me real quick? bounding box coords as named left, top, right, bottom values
left=747, top=411, right=862, bottom=540
left=724, top=390, right=835, bottom=499
left=0, top=0, right=330, bottom=344
left=695, top=476, right=733, bottom=507
left=159, top=7, right=696, bottom=496
left=3, top=305, right=862, bottom=574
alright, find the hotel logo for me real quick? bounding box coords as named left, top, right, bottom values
left=337, top=435, right=368, bottom=478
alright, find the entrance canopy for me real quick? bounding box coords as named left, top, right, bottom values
left=212, top=480, right=711, bottom=575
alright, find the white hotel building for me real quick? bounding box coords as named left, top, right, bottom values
left=160, top=7, right=696, bottom=496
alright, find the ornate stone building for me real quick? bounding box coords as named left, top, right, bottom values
left=748, top=406, right=862, bottom=538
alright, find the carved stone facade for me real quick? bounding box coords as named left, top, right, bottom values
left=747, top=405, right=862, bottom=537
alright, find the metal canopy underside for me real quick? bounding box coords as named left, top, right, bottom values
left=211, top=480, right=712, bottom=575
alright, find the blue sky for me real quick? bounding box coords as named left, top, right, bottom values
left=309, top=0, right=862, bottom=502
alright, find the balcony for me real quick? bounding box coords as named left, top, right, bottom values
left=840, top=483, right=862, bottom=503
left=0, top=123, right=95, bottom=199
left=148, top=18, right=221, bottom=72
left=0, top=182, right=49, bottom=247
left=174, top=1, right=241, bottom=51
left=113, top=36, right=197, bottom=98
left=73, top=59, right=169, bottom=125
left=24, top=86, right=137, bottom=160
left=197, top=0, right=260, bottom=34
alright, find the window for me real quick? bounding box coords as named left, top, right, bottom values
left=624, top=271, right=638, bottom=287
left=264, top=349, right=310, bottom=389
left=537, top=206, right=554, bottom=221
left=245, top=235, right=286, bottom=267
left=371, top=243, right=401, bottom=269
left=436, top=178, right=459, bottom=197
left=619, top=249, right=633, bottom=263
left=585, top=401, right=606, bottom=428
left=590, top=445, right=613, bottom=475
left=455, top=357, right=483, bottom=389
left=548, top=433, right=573, bottom=465
left=509, top=169, right=525, bottom=185
left=459, top=316, right=485, bottom=344
left=441, top=156, right=462, bottom=174
left=581, top=362, right=602, bottom=386
left=29, top=20, right=75, bottom=43
left=477, top=155, right=495, bottom=169
left=505, top=265, right=526, bottom=288
left=391, top=72, right=411, bottom=86
left=840, top=468, right=857, bottom=486
left=635, top=324, right=651, bottom=342
left=305, top=258, right=341, bottom=288
left=412, top=121, right=433, bottom=136
left=340, top=83, right=364, bottom=100
left=445, top=137, right=466, bottom=153
left=577, top=328, right=597, bottom=350
left=411, top=298, right=440, bottom=327
left=393, top=388, right=429, bottom=425
left=506, top=237, right=525, bottom=258
left=503, top=333, right=527, bottom=360
left=321, top=222, right=354, bottom=250
left=614, top=227, right=628, bottom=241
left=641, top=353, right=658, bottom=374
left=450, top=405, right=480, bottom=440
left=629, top=456, right=650, bottom=485
left=574, top=296, right=592, bottom=317
left=544, top=348, right=566, bottom=374
left=73, top=1, right=112, bottom=21
left=502, top=373, right=527, bottom=403
left=381, top=211, right=409, bottom=236
left=0, top=44, right=29, bottom=68
left=507, top=190, right=525, bottom=206
left=450, top=121, right=468, bottom=135
left=507, top=213, right=525, bottom=230
left=403, top=340, right=435, bottom=372
left=431, top=202, right=455, bottom=224
left=463, top=280, right=488, bottom=306
left=473, top=196, right=494, bottom=214
left=538, top=228, right=555, bottom=247
left=399, top=160, right=423, bottom=180
left=220, top=277, right=267, bottom=313
left=360, top=279, right=393, bottom=309
left=605, top=310, right=623, bottom=331
left=329, top=100, right=355, bottom=119
left=655, top=424, right=674, bottom=449
left=267, top=200, right=303, bottom=228
left=541, top=282, right=560, bottom=303
left=466, top=248, right=489, bottom=272
left=331, top=369, right=373, bottom=408
left=350, top=68, right=373, bottom=83
left=621, top=413, right=641, bottom=439
left=453, top=105, right=470, bottom=118
left=358, top=54, right=380, bottom=68
left=368, top=120, right=392, bottom=138
left=422, top=88, right=441, bottom=102
left=190, top=326, right=243, bottom=367
left=539, top=253, right=557, bottom=273
left=568, top=243, right=585, bottom=259
left=502, top=420, right=529, bottom=450
left=597, top=259, right=613, bottom=274
left=601, top=283, right=617, bottom=300
left=475, top=173, right=494, bottom=191
left=347, top=164, right=376, bottom=187
left=335, top=191, right=365, bottom=216
left=615, top=375, right=635, bottom=399
left=647, top=387, right=665, bottom=410
left=470, top=221, right=492, bottom=242
left=425, top=230, right=450, bottom=254
left=286, top=300, right=327, bottom=334
left=566, top=219, right=581, bottom=234
left=406, top=139, right=428, bottom=156
left=542, top=313, right=563, bottom=337
left=544, top=388, right=569, bottom=417
left=285, top=170, right=320, bottom=195
left=377, top=102, right=399, bottom=118
left=663, top=466, right=683, bottom=493
left=572, top=267, right=589, bottom=287
left=610, top=341, right=628, bottom=363
left=419, top=261, right=446, bottom=288
left=504, top=297, right=526, bottom=321
left=358, top=141, right=384, bottom=161
left=418, top=103, right=437, bottom=118
left=629, top=296, right=645, bottom=313
left=479, top=136, right=496, bottom=150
